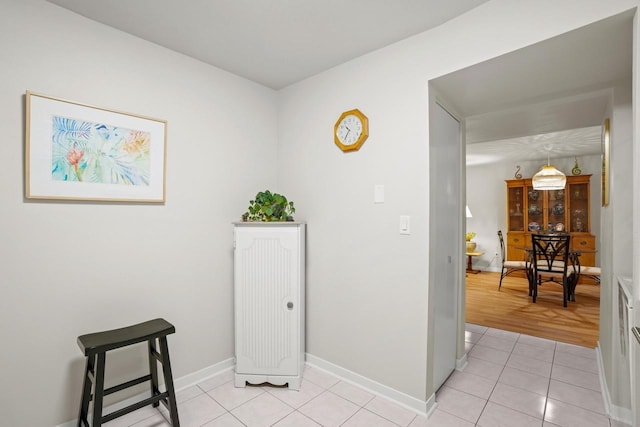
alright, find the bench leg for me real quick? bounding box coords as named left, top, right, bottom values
left=148, top=339, right=160, bottom=407
left=159, top=337, right=180, bottom=426
left=92, top=352, right=106, bottom=427
left=77, top=356, right=94, bottom=427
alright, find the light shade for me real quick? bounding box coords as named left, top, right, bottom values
left=532, top=165, right=566, bottom=190
left=465, top=205, right=472, bottom=218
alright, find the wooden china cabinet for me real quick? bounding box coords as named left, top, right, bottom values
left=505, top=175, right=596, bottom=266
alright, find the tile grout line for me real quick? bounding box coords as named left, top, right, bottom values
left=471, top=327, right=554, bottom=425
left=541, top=340, right=557, bottom=424
left=469, top=324, right=619, bottom=426
left=475, top=326, right=512, bottom=426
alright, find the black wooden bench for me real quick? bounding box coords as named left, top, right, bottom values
left=76, top=318, right=180, bottom=426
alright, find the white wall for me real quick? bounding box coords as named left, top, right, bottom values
left=467, top=154, right=603, bottom=271
left=612, top=81, right=634, bottom=278
left=278, top=0, right=638, bottom=408
left=632, top=12, right=640, bottom=424
left=0, top=1, right=278, bottom=425
left=603, top=79, right=634, bottom=415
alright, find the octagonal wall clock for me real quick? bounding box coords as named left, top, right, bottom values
left=334, top=109, right=369, bottom=152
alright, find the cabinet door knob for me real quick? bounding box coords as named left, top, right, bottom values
left=580, top=240, right=587, bottom=246
left=287, top=302, right=294, bottom=310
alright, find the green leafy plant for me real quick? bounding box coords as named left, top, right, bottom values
left=466, top=232, right=476, bottom=241
left=243, top=190, right=295, bottom=222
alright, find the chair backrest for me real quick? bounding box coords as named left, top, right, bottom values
left=531, top=233, right=571, bottom=275
left=497, top=230, right=506, bottom=264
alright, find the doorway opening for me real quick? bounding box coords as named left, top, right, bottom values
left=429, top=10, right=633, bottom=345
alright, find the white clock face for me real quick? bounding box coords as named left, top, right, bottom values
left=336, top=114, right=363, bottom=146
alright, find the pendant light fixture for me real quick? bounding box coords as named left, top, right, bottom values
left=532, top=150, right=566, bottom=190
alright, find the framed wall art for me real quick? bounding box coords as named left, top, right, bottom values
left=26, top=91, right=167, bottom=202
left=601, top=118, right=610, bottom=207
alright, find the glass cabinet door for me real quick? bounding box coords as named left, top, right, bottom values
left=568, top=182, right=589, bottom=232
left=507, top=186, right=524, bottom=231
left=526, top=186, right=543, bottom=232
left=546, top=188, right=566, bottom=232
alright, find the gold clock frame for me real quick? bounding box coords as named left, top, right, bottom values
left=601, top=118, right=610, bottom=206
left=334, top=109, right=369, bottom=152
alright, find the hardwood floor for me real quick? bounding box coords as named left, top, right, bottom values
left=465, top=271, right=600, bottom=348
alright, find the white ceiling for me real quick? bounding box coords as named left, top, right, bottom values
left=45, top=1, right=633, bottom=165
left=45, top=0, right=490, bottom=90
left=432, top=11, right=633, bottom=165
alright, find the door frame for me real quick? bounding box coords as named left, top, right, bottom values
left=426, top=85, right=467, bottom=400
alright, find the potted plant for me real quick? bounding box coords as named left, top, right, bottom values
left=466, top=232, right=477, bottom=252
left=243, top=190, right=295, bottom=222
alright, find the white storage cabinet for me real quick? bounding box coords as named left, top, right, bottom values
left=233, top=222, right=305, bottom=390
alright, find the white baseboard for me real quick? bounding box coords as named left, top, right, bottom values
left=597, top=342, right=612, bottom=415
left=456, top=353, right=468, bottom=371
left=596, top=342, right=632, bottom=425
left=56, top=357, right=235, bottom=427
left=305, top=353, right=434, bottom=416
left=609, top=404, right=633, bottom=425
left=173, top=357, right=235, bottom=391
left=58, top=355, right=436, bottom=426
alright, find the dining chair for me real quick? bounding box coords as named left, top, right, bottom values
left=579, top=266, right=601, bottom=284
left=497, top=230, right=528, bottom=290
left=531, top=233, right=575, bottom=307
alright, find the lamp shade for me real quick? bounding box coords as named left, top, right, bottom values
left=532, top=165, right=566, bottom=190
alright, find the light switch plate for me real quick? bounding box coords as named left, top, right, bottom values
left=374, top=184, right=384, bottom=203
left=399, top=215, right=410, bottom=235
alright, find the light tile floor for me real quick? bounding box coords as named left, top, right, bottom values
left=103, top=323, right=632, bottom=427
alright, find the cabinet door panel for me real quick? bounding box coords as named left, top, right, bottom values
left=235, top=226, right=300, bottom=376
left=507, top=185, right=525, bottom=231
left=526, top=186, right=543, bottom=231
left=572, top=235, right=595, bottom=266
left=506, top=233, right=529, bottom=261
left=568, top=182, right=590, bottom=232
left=546, top=189, right=567, bottom=231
